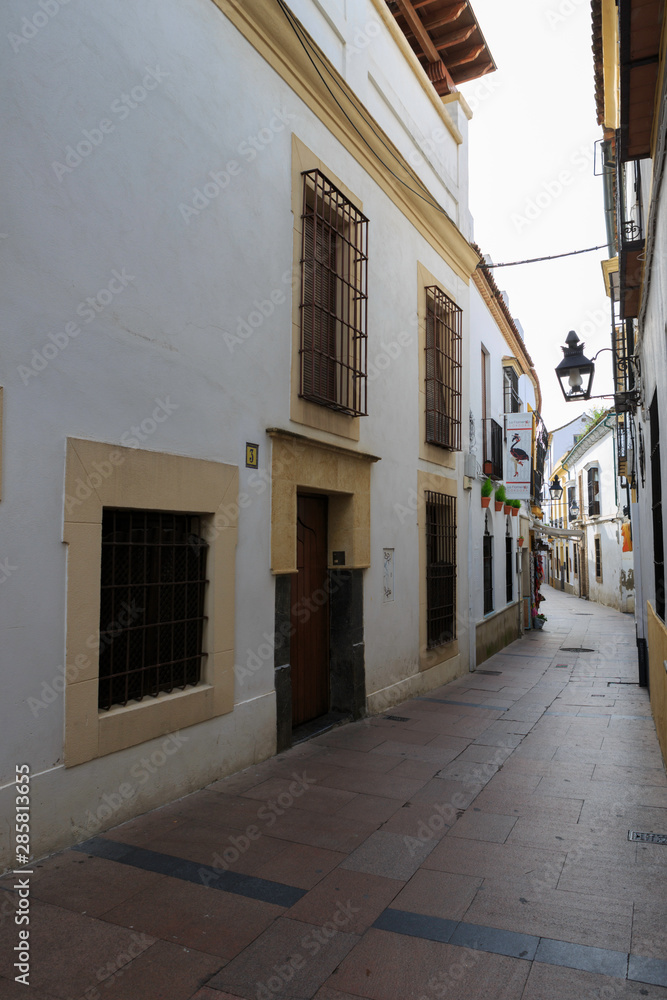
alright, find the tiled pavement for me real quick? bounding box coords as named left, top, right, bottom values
left=2, top=585, right=667, bottom=999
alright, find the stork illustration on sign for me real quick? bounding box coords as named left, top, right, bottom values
left=509, top=433, right=530, bottom=478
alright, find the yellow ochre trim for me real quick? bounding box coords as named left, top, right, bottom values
left=207, top=0, right=479, bottom=284
left=63, top=439, right=238, bottom=767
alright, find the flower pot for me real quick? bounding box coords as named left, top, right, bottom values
left=483, top=461, right=493, bottom=475
left=481, top=496, right=491, bottom=508
left=511, top=507, right=518, bottom=517
left=504, top=504, right=512, bottom=515
left=494, top=500, right=503, bottom=512
left=517, top=536, right=524, bottom=547
left=533, top=618, right=545, bottom=630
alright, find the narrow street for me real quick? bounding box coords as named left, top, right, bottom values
left=2, top=584, right=666, bottom=1000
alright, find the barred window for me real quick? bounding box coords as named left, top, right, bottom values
left=505, top=532, right=513, bottom=603
left=98, top=510, right=208, bottom=711
left=595, top=536, right=602, bottom=581
left=503, top=367, right=521, bottom=413
left=425, top=286, right=462, bottom=449
left=587, top=467, right=601, bottom=515
left=425, top=491, right=456, bottom=648
left=299, top=169, right=368, bottom=416
left=483, top=520, right=493, bottom=615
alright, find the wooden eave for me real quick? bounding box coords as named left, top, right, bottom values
left=387, top=0, right=496, bottom=96
left=619, top=0, right=664, bottom=160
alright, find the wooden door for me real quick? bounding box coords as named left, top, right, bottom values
left=290, top=495, right=329, bottom=727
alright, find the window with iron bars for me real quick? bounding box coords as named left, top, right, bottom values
left=425, top=491, right=456, bottom=648
left=587, top=467, right=601, bottom=515
left=425, top=286, right=462, bottom=449
left=594, top=536, right=602, bottom=581
left=505, top=533, right=513, bottom=603
left=299, top=169, right=368, bottom=416
left=503, top=367, right=521, bottom=413
left=483, top=520, right=493, bottom=615
left=98, top=509, right=208, bottom=712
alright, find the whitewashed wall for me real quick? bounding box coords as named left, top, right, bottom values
left=0, top=0, right=473, bottom=865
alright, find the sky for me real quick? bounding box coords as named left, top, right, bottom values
left=459, top=0, right=614, bottom=434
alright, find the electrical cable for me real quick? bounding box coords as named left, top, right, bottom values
left=478, top=244, right=609, bottom=268
left=276, top=1, right=608, bottom=273
left=274, top=0, right=455, bottom=221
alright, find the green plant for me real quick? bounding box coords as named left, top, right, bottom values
left=495, top=484, right=507, bottom=503
left=511, top=499, right=521, bottom=509
left=481, top=477, right=493, bottom=498
left=536, top=613, right=547, bottom=621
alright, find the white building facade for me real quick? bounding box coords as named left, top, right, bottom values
left=0, top=0, right=504, bottom=866
left=548, top=418, right=634, bottom=613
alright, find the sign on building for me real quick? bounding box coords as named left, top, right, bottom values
left=505, top=412, right=533, bottom=499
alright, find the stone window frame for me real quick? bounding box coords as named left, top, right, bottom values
left=63, top=438, right=237, bottom=766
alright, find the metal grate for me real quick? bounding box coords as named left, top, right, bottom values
left=384, top=715, right=410, bottom=722
left=628, top=831, right=667, bottom=845
left=560, top=647, right=595, bottom=652
left=503, top=367, right=521, bottom=414
left=425, top=286, right=462, bottom=450
left=98, top=510, right=208, bottom=711
left=476, top=670, right=502, bottom=676
left=300, top=169, right=368, bottom=417
left=425, top=491, right=457, bottom=648
left=482, top=417, right=503, bottom=479
left=483, top=530, right=493, bottom=615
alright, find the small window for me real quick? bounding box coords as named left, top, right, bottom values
left=505, top=533, right=513, bottom=603
left=98, top=510, right=208, bottom=711
left=483, top=519, right=494, bottom=615
left=425, top=491, right=457, bottom=647
left=587, top=467, right=601, bottom=515
left=595, top=536, right=602, bottom=581
left=503, top=367, right=521, bottom=413
left=299, top=169, right=368, bottom=416
left=425, top=286, right=462, bottom=450
left=567, top=485, right=577, bottom=521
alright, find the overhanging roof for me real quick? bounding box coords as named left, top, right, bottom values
left=619, top=0, right=664, bottom=160
left=387, top=0, right=496, bottom=96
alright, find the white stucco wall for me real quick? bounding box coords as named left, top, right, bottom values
left=0, top=0, right=475, bottom=866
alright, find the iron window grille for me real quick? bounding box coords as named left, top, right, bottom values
left=594, top=536, right=602, bottom=581
left=650, top=392, right=665, bottom=619
left=483, top=521, right=494, bottom=615
left=425, top=286, right=462, bottom=449
left=98, top=509, right=208, bottom=711
left=503, top=367, right=521, bottom=413
left=587, top=467, right=601, bottom=515
left=505, top=534, right=513, bottom=603
left=425, top=491, right=457, bottom=648
left=299, top=169, right=368, bottom=416
left=482, top=417, right=503, bottom=479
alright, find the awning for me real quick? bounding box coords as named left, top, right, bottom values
left=529, top=514, right=584, bottom=540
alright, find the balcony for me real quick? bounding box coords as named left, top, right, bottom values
left=482, top=418, right=503, bottom=480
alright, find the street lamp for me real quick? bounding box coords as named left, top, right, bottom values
left=555, top=330, right=595, bottom=401
left=569, top=498, right=580, bottom=518
left=549, top=475, right=563, bottom=501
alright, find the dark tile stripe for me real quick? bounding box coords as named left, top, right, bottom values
left=628, top=955, right=667, bottom=988
left=372, top=909, right=641, bottom=983
left=534, top=938, right=628, bottom=978
left=417, top=698, right=509, bottom=712
left=373, top=908, right=457, bottom=943
left=73, top=837, right=305, bottom=907
left=449, top=921, right=539, bottom=960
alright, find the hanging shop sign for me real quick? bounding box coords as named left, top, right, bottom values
left=505, top=412, right=533, bottom=499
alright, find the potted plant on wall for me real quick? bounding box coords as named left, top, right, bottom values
left=517, top=535, right=524, bottom=547
left=510, top=499, right=521, bottom=518
left=481, top=477, right=493, bottom=508
left=494, top=484, right=506, bottom=512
